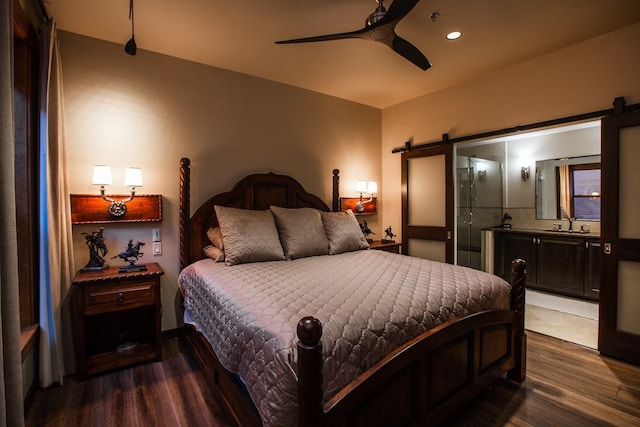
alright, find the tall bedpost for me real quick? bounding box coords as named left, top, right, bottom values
left=297, top=316, right=324, bottom=427
left=179, top=158, right=191, bottom=271
left=508, top=258, right=527, bottom=382
left=332, top=169, right=340, bottom=212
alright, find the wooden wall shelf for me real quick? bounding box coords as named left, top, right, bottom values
left=71, top=194, right=162, bottom=224
left=339, top=197, right=377, bottom=215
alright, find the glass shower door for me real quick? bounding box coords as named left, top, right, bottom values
left=456, top=156, right=503, bottom=270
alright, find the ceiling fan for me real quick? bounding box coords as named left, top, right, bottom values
left=275, top=0, right=431, bottom=70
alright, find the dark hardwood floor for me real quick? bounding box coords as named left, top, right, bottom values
left=26, top=337, right=233, bottom=427
left=26, top=332, right=640, bottom=426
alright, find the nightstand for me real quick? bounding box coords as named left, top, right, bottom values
left=369, top=240, right=401, bottom=254
left=72, top=263, right=163, bottom=377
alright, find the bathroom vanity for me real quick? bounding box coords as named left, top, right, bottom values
left=493, top=228, right=600, bottom=301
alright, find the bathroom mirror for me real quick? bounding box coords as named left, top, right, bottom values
left=535, top=155, right=601, bottom=221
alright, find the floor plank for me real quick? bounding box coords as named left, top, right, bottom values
left=26, top=332, right=640, bottom=426
left=449, top=331, right=640, bottom=426
left=26, top=337, right=232, bottom=427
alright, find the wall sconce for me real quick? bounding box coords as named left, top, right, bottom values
left=521, top=166, right=530, bottom=181
left=476, top=162, right=487, bottom=179
left=92, top=165, right=143, bottom=217
left=356, top=180, right=377, bottom=213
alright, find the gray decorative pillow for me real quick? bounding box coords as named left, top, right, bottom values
left=206, top=227, right=224, bottom=250
left=270, top=206, right=329, bottom=259
left=203, top=245, right=225, bottom=262
left=321, top=210, right=370, bottom=255
left=214, top=205, right=285, bottom=266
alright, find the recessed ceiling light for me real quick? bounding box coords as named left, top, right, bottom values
left=446, top=31, right=462, bottom=40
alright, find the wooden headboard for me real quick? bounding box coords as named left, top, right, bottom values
left=179, top=158, right=341, bottom=269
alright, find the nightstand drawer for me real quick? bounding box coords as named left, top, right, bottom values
left=83, top=281, right=157, bottom=315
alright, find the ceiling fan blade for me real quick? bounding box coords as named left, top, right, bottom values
left=276, top=28, right=368, bottom=44
left=275, top=0, right=431, bottom=70
left=378, top=0, right=421, bottom=25
left=390, top=35, right=431, bottom=70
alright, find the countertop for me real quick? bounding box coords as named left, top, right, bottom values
left=485, top=226, right=600, bottom=238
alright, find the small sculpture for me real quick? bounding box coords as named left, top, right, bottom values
left=360, top=220, right=374, bottom=242
left=112, top=240, right=147, bottom=272
left=382, top=225, right=396, bottom=243
left=81, top=227, right=109, bottom=272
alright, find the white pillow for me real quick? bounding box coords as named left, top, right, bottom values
left=321, top=210, right=370, bottom=255
left=270, top=206, right=329, bottom=259
left=214, top=205, right=285, bottom=266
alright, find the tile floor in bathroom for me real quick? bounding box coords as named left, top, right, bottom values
left=524, top=290, right=599, bottom=349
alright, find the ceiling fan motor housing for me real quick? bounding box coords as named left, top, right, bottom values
left=366, top=1, right=387, bottom=27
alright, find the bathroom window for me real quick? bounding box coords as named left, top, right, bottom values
left=570, top=163, right=601, bottom=221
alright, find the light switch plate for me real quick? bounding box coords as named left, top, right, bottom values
left=152, top=228, right=161, bottom=242
left=153, top=242, right=162, bottom=255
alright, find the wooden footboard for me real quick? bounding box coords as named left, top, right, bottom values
left=298, top=259, right=527, bottom=426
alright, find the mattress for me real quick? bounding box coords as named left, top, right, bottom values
left=179, top=249, right=511, bottom=426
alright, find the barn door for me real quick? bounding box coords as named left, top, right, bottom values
left=401, top=144, right=454, bottom=263
left=599, top=106, right=640, bottom=365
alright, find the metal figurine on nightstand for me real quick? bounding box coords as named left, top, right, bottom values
left=382, top=226, right=396, bottom=243
left=360, top=220, right=374, bottom=243
left=81, top=227, right=109, bottom=272
left=112, top=239, right=147, bottom=272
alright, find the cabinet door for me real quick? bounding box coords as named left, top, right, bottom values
left=494, top=233, right=537, bottom=284
left=536, top=236, right=584, bottom=298
left=584, top=239, right=600, bottom=300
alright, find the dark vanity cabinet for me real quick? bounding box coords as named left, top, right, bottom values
left=493, top=230, right=599, bottom=301
left=536, top=235, right=585, bottom=297
left=494, top=232, right=538, bottom=285
left=584, top=238, right=601, bottom=300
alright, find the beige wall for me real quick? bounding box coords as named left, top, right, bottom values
left=59, top=32, right=381, bottom=331
left=381, top=23, right=640, bottom=237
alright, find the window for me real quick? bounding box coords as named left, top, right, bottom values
left=570, top=163, right=601, bottom=221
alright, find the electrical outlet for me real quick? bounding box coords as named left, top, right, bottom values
left=153, top=242, right=162, bottom=255
left=152, top=228, right=161, bottom=242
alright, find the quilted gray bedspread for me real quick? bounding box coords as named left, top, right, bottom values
left=179, top=250, right=511, bottom=427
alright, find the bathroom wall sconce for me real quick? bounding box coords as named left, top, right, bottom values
left=355, top=180, right=377, bottom=213
left=476, top=162, right=487, bottom=179
left=521, top=166, right=530, bottom=181
left=92, top=165, right=143, bottom=217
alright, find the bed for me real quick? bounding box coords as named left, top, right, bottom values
left=177, top=158, right=527, bottom=427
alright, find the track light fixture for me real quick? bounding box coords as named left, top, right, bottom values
left=125, top=0, right=137, bottom=55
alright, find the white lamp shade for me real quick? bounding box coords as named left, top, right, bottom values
left=92, top=165, right=112, bottom=185
left=124, top=167, right=143, bottom=187
left=367, top=181, right=377, bottom=194
left=356, top=180, right=367, bottom=193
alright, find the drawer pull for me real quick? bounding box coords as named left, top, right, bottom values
left=118, top=292, right=124, bottom=303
